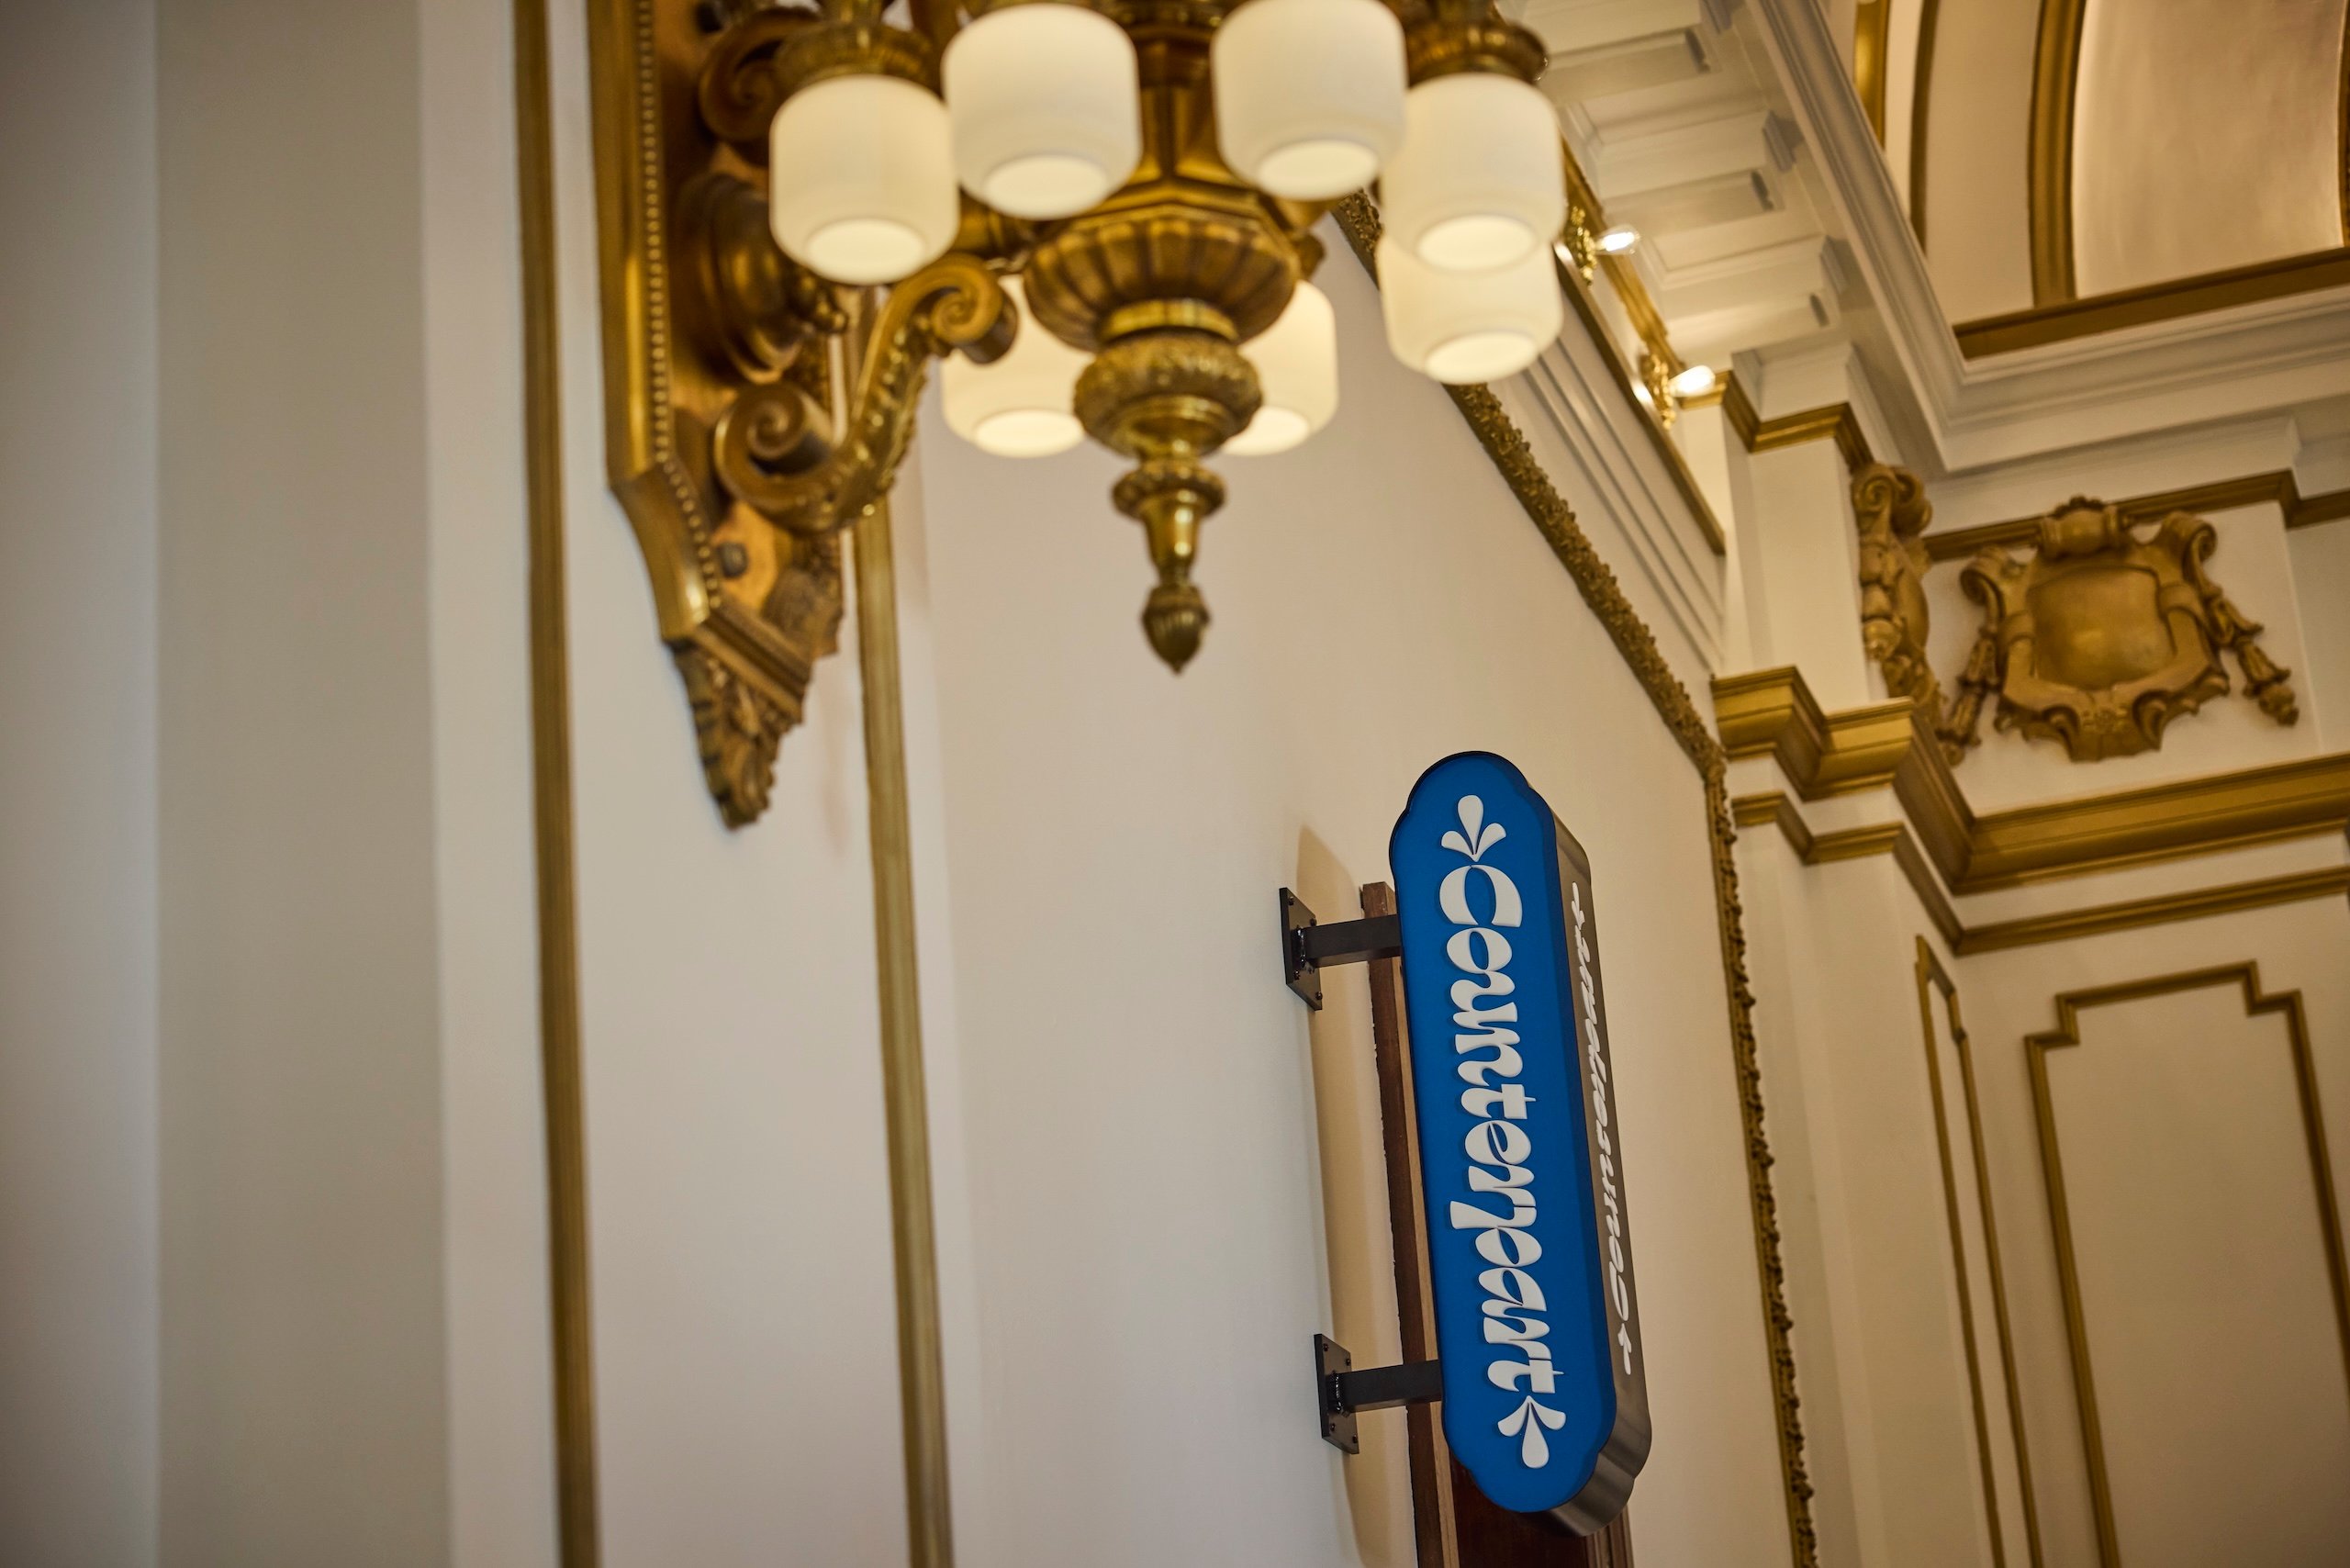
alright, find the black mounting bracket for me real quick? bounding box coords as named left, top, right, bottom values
left=1315, top=1333, right=1443, bottom=1454
left=1280, top=889, right=1404, bottom=1011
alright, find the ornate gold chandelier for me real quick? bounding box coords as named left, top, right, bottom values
left=592, top=0, right=1566, bottom=818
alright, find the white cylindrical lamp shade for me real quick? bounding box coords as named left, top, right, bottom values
left=940, top=280, right=1091, bottom=457
left=1378, top=238, right=1560, bottom=384
left=1226, top=281, right=1337, bottom=455
left=945, top=5, right=1140, bottom=218
left=1380, top=73, right=1564, bottom=272
left=1214, top=0, right=1407, bottom=199
left=769, top=74, right=961, bottom=286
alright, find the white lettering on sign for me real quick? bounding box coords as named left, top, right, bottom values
left=1438, top=795, right=1568, bottom=1469
left=1572, top=881, right=1634, bottom=1379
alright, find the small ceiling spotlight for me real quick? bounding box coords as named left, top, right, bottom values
left=1595, top=225, right=1639, bottom=255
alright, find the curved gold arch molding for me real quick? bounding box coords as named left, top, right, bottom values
left=2028, top=0, right=2087, bottom=305
left=1908, top=0, right=1943, bottom=245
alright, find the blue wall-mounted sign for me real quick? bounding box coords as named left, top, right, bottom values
left=1389, top=752, right=1651, bottom=1530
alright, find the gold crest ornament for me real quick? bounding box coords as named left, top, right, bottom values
left=1946, top=498, right=2297, bottom=762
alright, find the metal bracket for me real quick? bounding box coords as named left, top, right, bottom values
left=1280, top=889, right=1404, bottom=1010
left=1315, top=1333, right=1443, bottom=1454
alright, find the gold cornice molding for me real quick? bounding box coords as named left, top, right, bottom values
left=1718, top=374, right=1875, bottom=472
left=1954, top=248, right=2350, bottom=358
left=1959, top=751, right=2350, bottom=890
left=1732, top=789, right=2350, bottom=954
left=1925, top=471, right=2350, bottom=562
left=1713, top=664, right=2350, bottom=893
left=1715, top=667, right=1917, bottom=799
left=2028, top=965, right=2350, bottom=1568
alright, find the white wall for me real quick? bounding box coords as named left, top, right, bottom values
left=156, top=1, right=452, bottom=1561
left=0, top=5, right=161, bottom=1562
left=906, top=248, right=1796, bottom=1568
left=421, top=0, right=563, bottom=1562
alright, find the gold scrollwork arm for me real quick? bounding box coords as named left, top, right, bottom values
left=713, top=252, right=1015, bottom=539
left=1852, top=462, right=1950, bottom=745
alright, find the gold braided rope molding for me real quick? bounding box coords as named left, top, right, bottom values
left=1334, top=193, right=1823, bottom=1568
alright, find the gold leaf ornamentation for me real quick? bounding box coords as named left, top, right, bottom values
left=1952, top=498, right=2296, bottom=762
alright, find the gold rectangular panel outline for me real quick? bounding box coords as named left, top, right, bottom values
left=2026, top=964, right=2350, bottom=1568
left=1915, top=939, right=2045, bottom=1568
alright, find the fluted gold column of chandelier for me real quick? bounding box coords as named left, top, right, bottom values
left=715, top=0, right=1563, bottom=668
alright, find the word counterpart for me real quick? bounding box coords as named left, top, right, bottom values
left=1389, top=752, right=1651, bottom=1529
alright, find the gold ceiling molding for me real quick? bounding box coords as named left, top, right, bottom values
left=1945, top=499, right=2299, bottom=762
left=2028, top=965, right=2350, bottom=1568
left=1712, top=664, right=2350, bottom=894
left=1953, top=248, right=2350, bottom=358
left=1718, top=374, right=1876, bottom=472
left=516, top=0, right=600, bottom=1561
left=1550, top=142, right=1729, bottom=555
left=1913, top=940, right=2044, bottom=1568
left=1335, top=194, right=1826, bottom=1568
left=1733, top=788, right=2350, bottom=956
left=2026, top=0, right=2085, bottom=306
left=1925, top=471, right=2350, bottom=562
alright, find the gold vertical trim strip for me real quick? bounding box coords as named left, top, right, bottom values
left=2027, top=0, right=2087, bottom=305
left=2340, top=1, right=2349, bottom=241
left=1915, top=941, right=2044, bottom=1568
left=517, top=0, right=601, bottom=1560
left=1909, top=0, right=1942, bottom=244
left=2028, top=965, right=2350, bottom=1568
left=854, top=491, right=957, bottom=1568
